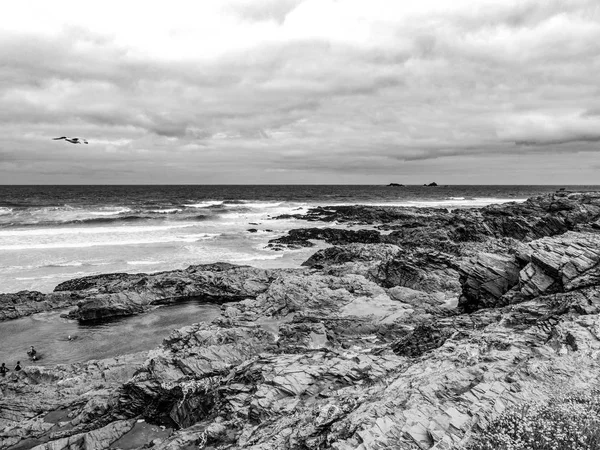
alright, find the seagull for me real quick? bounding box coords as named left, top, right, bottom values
left=53, top=136, right=88, bottom=144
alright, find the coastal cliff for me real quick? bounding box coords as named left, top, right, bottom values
left=2, top=191, right=600, bottom=449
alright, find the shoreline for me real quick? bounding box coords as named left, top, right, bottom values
left=2, top=190, right=600, bottom=449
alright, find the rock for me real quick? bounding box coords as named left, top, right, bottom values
left=67, top=263, right=283, bottom=321
left=30, top=419, right=135, bottom=450
left=458, top=253, right=522, bottom=312
left=0, top=353, right=146, bottom=449
left=388, top=183, right=404, bottom=187
left=276, top=191, right=600, bottom=246
left=517, top=231, right=600, bottom=297
left=54, top=273, right=142, bottom=292
left=247, top=228, right=258, bottom=233
left=0, top=291, right=84, bottom=321
left=268, top=228, right=382, bottom=249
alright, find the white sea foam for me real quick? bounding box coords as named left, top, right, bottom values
left=0, top=207, right=12, bottom=215
left=240, top=202, right=283, bottom=208
left=148, top=208, right=182, bottom=214
left=126, top=260, right=164, bottom=265
left=233, top=253, right=284, bottom=261
left=50, top=262, right=84, bottom=267
left=0, top=235, right=206, bottom=250
left=0, top=223, right=198, bottom=237
left=184, top=201, right=224, bottom=208
left=179, top=233, right=220, bottom=240
left=16, top=273, right=87, bottom=281
left=88, top=207, right=132, bottom=216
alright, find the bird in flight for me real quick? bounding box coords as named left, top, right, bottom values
left=52, top=136, right=88, bottom=144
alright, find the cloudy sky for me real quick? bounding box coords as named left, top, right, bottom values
left=1, top=0, right=599, bottom=184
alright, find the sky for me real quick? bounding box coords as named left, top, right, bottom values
left=1, top=0, right=599, bottom=184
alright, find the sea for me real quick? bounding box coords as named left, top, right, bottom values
left=1, top=185, right=597, bottom=294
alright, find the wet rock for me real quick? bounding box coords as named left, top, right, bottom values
left=0, top=291, right=84, bottom=321
left=268, top=228, right=382, bottom=249
left=69, top=263, right=283, bottom=322
left=54, top=273, right=141, bottom=292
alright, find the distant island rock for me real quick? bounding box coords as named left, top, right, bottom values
left=387, top=183, right=404, bottom=187
left=424, top=181, right=438, bottom=186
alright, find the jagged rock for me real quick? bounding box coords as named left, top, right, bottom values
left=30, top=419, right=135, bottom=450
left=69, top=263, right=283, bottom=321
left=302, top=243, right=402, bottom=269
left=0, top=353, right=146, bottom=449
left=303, top=244, right=461, bottom=304
left=54, top=273, right=142, bottom=292
left=276, top=191, right=600, bottom=246
left=458, top=253, right=521, bottom=312
left=517, top=232, right=600, bottom=296
left=268, top=228, right=382, bottom=249
left=119, top=324, right=276, bottom=428
left=0, top=291, right=84, bottom=321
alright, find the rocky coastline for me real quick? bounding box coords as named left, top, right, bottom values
left=2, top=190, right=600, bottom=449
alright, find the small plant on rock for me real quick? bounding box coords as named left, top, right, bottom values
left=465, top=388, right=600, bottom=450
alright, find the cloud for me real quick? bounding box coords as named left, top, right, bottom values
left=498, top=112, right=600, bottom=145
left=1, top=0, right=599, bottom=183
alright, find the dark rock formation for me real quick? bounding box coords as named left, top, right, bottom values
left=0, top=290, right=84, bottom=321
left=268, top=227, right=382, bottom=249
left=69, top=263, right=285, bottom=321
left=388, top=183, right=404, bottom=186
left=458, top=253, right=522, bottom=312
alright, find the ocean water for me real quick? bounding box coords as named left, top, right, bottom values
left=0, top=301, right=222, bottom=367
left=1, top=185, right=597, bottom=293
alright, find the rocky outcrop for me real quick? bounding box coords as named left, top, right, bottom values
left=68, top=263, right=284, bottom=321
left=458, top=253, right=521, bottom=312
left=268, top=228, right=382, bottom=250
left=304, top=244, right=461, bottom=306
left=0, top=353, right=146, bottom=449
left=517, top=231, right=600, bottom=296
left=0, top=290, right=84, bottom=321
left=54, top=273, right=143, bottom=292
left=459, top=231, right=600, bottom=312
left=274, top=191, right=600, bottom=248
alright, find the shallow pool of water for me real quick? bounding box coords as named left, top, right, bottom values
left=0, top=301, right=222, bottom=368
